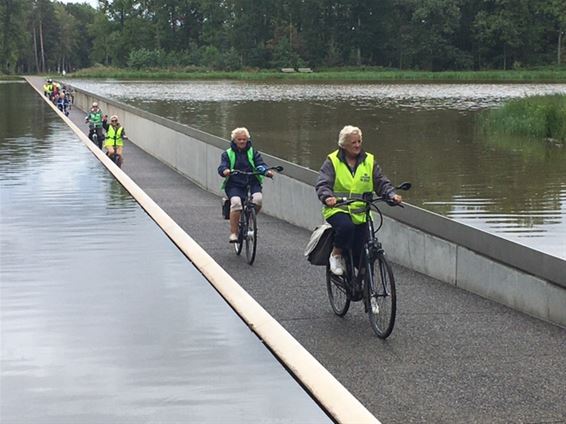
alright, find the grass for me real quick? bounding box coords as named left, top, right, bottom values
left=480, top=94, right=566, bottom=142
left=67, top=66, right=566, bottom=83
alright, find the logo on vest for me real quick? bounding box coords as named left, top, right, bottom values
left=360, top=173, right=370, bottom=183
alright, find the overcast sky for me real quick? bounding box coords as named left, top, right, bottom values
left=58, top=0, right=99, bottom=8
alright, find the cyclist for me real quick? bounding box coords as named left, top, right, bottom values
left=84, top=102, right=106, bottom=145
left=103, top=115, right=126, bottom=166
left=57, top=93, right=70, bottom=116
left=315, top=125, right=402, bottom=276
left=218, top=127, right=274, bottom=243
left=43, top=78, right=53, bottom=99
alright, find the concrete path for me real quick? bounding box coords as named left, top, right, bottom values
left=59, top=82, right=565, bottom=423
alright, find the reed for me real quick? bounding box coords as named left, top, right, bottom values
left=67, top=66, right=566, bottom=83
left=480, top=95, right=566, bottom=142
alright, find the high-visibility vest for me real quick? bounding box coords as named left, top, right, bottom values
left=322, top=150, right=374, bottom=224
left=87, top=111, right=103, bottom=128
left=221, top=147, right=264, bottom=189
left=105, top=125, right=124, bottom=147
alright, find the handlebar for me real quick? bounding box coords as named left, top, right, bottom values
left=228, top=166, right=284, bottom=178
left=334, top=182, right=411, bottom=209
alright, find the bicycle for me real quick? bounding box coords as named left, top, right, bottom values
left=326, top=182, right=411, bottom=339
left=228, top=166, right=284, bottom=265
left=89, top=127, right=104, bottom=149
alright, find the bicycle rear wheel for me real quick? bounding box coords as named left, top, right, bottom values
left=326, top=265, right=350, bottom=316
left=244, top=208, right=257, bottom=265
left=366, top=253, right=396, bottom=338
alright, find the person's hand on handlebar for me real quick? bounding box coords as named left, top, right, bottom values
left=223, top=169, right=231, bottom=177
left=390, top=194, right=403, bottom=205
left=325, top=196, right=337, bottom=207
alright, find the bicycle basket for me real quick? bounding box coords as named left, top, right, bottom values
left=304, top=223, right=334, bottom=266
left=221, top=197, right=230, bottom=220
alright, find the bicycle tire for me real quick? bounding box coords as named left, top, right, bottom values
left=326, top=265, right=350, bottom=316
left=366, top=253, right=396, bottom=338
left=233, top=214, right=244, bottom=256
left=244, top=207, right=257, bottom=265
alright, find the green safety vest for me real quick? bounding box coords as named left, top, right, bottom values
left=105, top=125, right=124, bottom=147
left=88, top=111, right=103, bottom=128
left=44, top=83, right=53, bottom=93
left=322, top=150, right=374, bottom=225
left=221, top=147, right=264, bottom=189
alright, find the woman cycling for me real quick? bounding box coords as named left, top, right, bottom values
left=315, top=125, right=402, bottom=276
left=218, top=127, right=274, bottom=243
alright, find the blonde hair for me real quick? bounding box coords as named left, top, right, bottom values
left=231, top=127, right=250, bottom=140
left=338, top=125, right=362, bottom=147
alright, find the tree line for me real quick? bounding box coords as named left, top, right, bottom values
left=1, top=0, right=565, bottom=74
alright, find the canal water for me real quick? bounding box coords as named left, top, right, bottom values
left=68, top=80, right=566, bottom=259
left=0, top=81, right=330, bottom=423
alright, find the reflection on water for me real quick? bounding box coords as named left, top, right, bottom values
left=0, top=83, right=329, bottom=423
left=69, top=80, right=566, bottom=258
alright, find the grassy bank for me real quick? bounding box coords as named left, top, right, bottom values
left=0, top=75, right=23, bottom=80
left=480, top=94, right=566, bottom=142
left=67, top=66, right=566, bottom=82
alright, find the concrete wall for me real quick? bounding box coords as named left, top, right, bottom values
left=72, top=86, right=566, bottom=327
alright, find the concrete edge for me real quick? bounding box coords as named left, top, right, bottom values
left=26, top=77, right=381, bottom=424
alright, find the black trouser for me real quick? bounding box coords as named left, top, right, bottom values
left=327, top=212, right=368, bottom=267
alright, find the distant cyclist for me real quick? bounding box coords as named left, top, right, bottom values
left=43, top=78, right=53, bottom=99
left=218, top=127, right=274, bottom=243
left=85, top=102, right=106, bottom=146
left=57, top=93, right=70, bottom=116
left=103, top=115, right=126, bottom=167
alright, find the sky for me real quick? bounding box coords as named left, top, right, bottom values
left=58, top=0, right=99, bottom=8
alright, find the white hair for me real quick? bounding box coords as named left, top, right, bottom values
left=231, top=127, right=250, bottom=140
left=338, top=125, right=362, bottom=147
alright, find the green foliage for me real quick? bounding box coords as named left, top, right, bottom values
left=3, top=0, right=566, bottom=74
left=480, top=95, right=566, bottom=141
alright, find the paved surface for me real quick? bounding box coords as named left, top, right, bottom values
left=59, top=82, right=565, bottom=423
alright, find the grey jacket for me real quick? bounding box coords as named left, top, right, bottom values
left=315, top=148, right=396, bottom=204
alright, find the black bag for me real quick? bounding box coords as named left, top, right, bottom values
left=222, top=197, right=230, bottom=220
left=304, top=224, right=335, bottom=266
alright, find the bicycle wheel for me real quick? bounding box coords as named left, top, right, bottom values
left=366, top=253, right=396, bottom=338
left=233, top=214, right=244, bottom=256
left=244, top=208, right=257, bottom=265
left=326, top=265, right=350, bottom=316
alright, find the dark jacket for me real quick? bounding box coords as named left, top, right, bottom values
left=315, top=148, right=396, bottom=203
left=218, top=139, right=269, bottom=189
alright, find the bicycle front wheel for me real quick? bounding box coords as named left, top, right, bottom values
left=326, top=265, right=350, bottom=316
left=233, top=215, right=244, bottom=256
left=366, top=253, right=396, bottom=339
left=244, top=208, right=257, bottom=265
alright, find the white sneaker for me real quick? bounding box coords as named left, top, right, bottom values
left=370, top=297, right=379, bottom=314
left=329, top=254, right=345, bottom=276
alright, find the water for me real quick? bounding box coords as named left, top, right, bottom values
left=67, top=80, right=566, bottom=259
left=0, top=82, right=329, bottom=423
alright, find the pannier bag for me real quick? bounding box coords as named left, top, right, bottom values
left=304, top=223, right=334, bottom=266
left=222, top=197, right=230, bottom=220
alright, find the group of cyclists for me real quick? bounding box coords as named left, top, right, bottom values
left=219, top=125, right=402, bottom=274
left=84, top=101, right=127, bottom=167
left=43, top=78, right=73, bottom=116
left=44, top=79, right=126, bottom=167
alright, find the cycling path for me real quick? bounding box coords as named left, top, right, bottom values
left=64, top=93, right=565, bottom=423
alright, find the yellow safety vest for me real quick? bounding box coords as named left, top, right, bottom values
left=105, top=125, right=124, bottom=147
left=322, top=150, right=374, bottom=224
